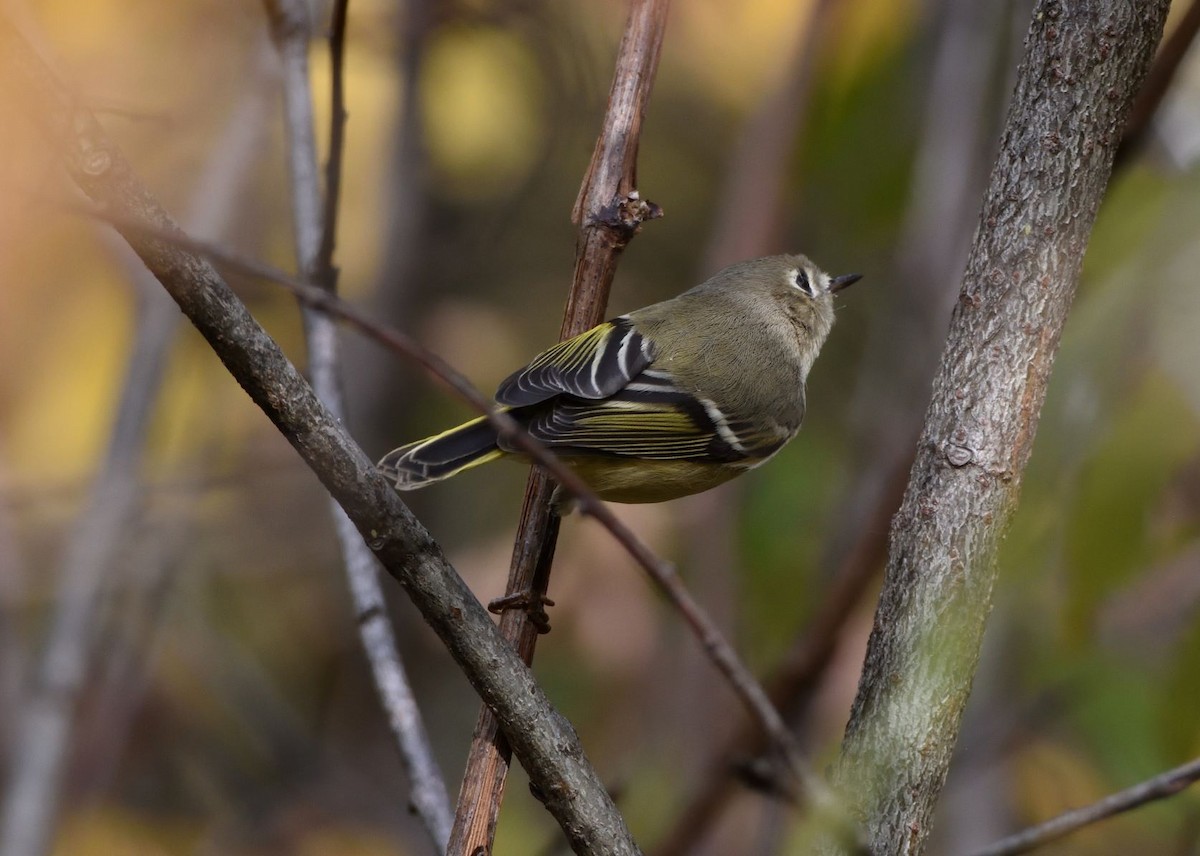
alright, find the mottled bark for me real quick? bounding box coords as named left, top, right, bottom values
left=827, top=1, right=1170, bottom=853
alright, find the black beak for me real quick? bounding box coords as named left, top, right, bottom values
left=829, top=272, right=863, bottom=293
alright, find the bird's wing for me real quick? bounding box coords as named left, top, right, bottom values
left=506, top=369, right=787, bottom=462
left=495, top=316, right=654, bottom=406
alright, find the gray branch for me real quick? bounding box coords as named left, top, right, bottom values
left=263, top=0, right=453, bottom=849
left=0, top=15, right=639, bottom=856
left=824, top=1, right=1170, bottom=852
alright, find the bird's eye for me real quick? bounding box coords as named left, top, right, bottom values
left=791, top=268, right=813, bottom=295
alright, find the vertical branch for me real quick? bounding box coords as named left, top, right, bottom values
left=0, top=207, right=179, bottom=856
left=262, top=0, right=454, bottom=849
left=448, top=2, right=670, bottom=853
left=823, top=2, right=1170, bottom=853
left=316, top=0, right=349, bottom=281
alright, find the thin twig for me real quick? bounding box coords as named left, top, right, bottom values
left=0, top=15, right=640, bottom=852
left=970, top=757, right=1200, bottom=856
left=263, top=0, right=454, bottom=849
left=316, top=0, right=348, bottom=282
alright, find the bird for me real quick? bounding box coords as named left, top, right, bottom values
left=378, top=254, right=860, bottom=507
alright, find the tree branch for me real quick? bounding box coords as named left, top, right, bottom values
left=263, top=0, right=454, bottom=849
left=970, top=756, right=1200, bottom=856
left=822, top=2, right=1171, bottom=853
left=0, top=15, right=641, bottom=855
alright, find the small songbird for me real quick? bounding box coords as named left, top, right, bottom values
left=378, top=254, right=860, bottom=505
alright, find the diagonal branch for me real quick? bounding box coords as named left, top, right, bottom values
left=969, top=756, right=1200, bottom=856
left=0, top=15, right=640, bottom=855
left=263, top=0, right=453, bottom=850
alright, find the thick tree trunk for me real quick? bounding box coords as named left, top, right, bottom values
left=827, top=1, right=1170, bottom=852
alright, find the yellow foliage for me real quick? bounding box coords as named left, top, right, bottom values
left=53, top=805, right=198, bottom=856
left=420, top=27, right=544, bottom=199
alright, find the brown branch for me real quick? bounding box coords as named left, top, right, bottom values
left=263, top=0, right=454, bottom=849
left=316, top=0, right=349, bottom=285
left=0, top=16, right=641, bottom=855
left=970, top=756, right=1200, bottom=856
left=448, top=3, right=670, bottom=851
left=821, top=2, right=1171, bottom=853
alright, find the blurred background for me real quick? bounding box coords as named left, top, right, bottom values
left=1, top=0, right=1200, bottom=853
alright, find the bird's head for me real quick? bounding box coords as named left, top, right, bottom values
left=727, top=254, right=861, bottom=360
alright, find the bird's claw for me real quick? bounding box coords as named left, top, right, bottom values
left=488, top=591, right=556, bottom=634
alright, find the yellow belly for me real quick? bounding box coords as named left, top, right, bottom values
left=559, top=456, right=744, bottom=503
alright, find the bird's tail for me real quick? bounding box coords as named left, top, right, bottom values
left=378, top=415, right=505, bottom=490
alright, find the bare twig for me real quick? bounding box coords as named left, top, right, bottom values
left=970, top=757, right=1200, bottom=856
left=822, top=3, right=1171, bottom=852
left=263, top=0, right=453, bottom=848
left=0, top=16, right=640, bottom=854
left=317, top=0, right=349, bottom=282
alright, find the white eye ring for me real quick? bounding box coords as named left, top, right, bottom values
left=790, top=268, right=814, bottom=295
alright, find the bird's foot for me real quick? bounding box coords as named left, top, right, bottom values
left=488, top=590, right=556, bottom=634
